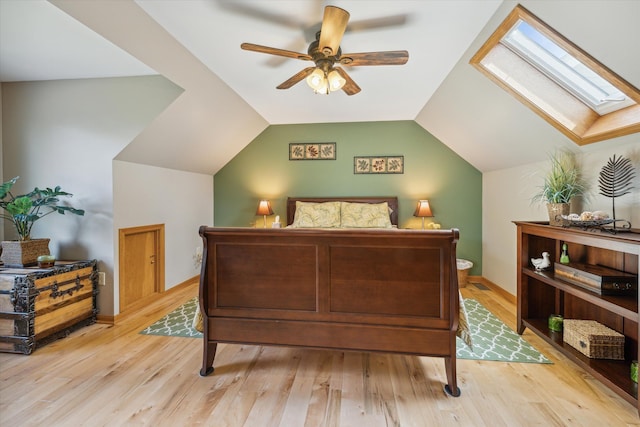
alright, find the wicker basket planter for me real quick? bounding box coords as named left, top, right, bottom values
left=547, top=203, right=570, bottom=227
left=0, top=239, right=51, bottom=267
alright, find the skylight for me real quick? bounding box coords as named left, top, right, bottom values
left=470, top=5, right=640, bottom=145
left=501, top=20, right=634, bottom=115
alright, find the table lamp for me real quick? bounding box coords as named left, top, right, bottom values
left=256, top=200, right=274, bottom=228
left=413, top=200, right=433, bottom=229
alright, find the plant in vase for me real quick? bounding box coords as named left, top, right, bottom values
left=532, top=151, right=587, bottom=226
left=0, top=176, right=85, bottom=267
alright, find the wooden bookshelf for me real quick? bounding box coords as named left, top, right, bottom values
left=515, top=221, right=640, bottom=411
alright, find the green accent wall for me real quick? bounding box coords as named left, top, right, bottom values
left=214, top=120, right=482, bottom=274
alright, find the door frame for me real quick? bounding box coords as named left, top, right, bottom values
left=118, top=223, right=165, bottom=313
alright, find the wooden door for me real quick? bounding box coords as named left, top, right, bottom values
left=119, top=224, right=165, bottom=313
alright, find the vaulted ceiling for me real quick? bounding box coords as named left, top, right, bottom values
left=1, top=0, right=638, bottom=175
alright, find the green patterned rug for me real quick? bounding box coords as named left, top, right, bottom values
left=140, top=297, right=203, bottom=338
left=457, top=299, right=551, bottom=363
left=140, top=297, right=551, bottom=364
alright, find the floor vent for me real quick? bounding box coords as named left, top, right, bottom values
left=472, top=282, right=490, bottom=290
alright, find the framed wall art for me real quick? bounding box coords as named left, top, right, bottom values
left=354, top=156, right=404, bottom=174
left=289, top=143, right=336, bottom=160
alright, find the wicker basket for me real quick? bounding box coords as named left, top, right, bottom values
left=563, top=319, right=624, bottom=360
left=457, top=259, right=473, bottom=288
left=0, top=239, right=51, bottom=267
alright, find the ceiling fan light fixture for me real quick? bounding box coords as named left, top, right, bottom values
left=307, top=68, right=327, bottom=92
left=306, top=68, right=329, bottom=94
left=305, top=67, right=345, bottom=95
left=327, top=69, right=346, bottom=92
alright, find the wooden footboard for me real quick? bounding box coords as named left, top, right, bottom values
left=198, top=226, right=461, bottom=396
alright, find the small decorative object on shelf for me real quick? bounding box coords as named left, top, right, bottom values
left=632, top=360, right=638, bottom=384
left=548, top=314, right=563, bottom=332
left=562, top=211, right=631, bottom=233
left=37, top=254, right=55, bottom=268
left=597, top=154, right=635, bottom=233
left=560, top=243, right=570, bottom=264
left=531, top=251, right=551, bottom=271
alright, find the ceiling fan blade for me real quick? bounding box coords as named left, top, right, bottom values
left=340, top=51, right=409, bottom=66
left=219, top=3, right=304, bottom=31
left=318, top=6, right=350, bottom=56
left=276, top=67, right=316, bottom=89
left=241, top=43, right=312, bottom=61
left=347, top=14, right=408, bottom=32
left=334, top=67, right=361, bottom=96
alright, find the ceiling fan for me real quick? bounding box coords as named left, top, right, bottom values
left=241, top=5, right=409, bottom=96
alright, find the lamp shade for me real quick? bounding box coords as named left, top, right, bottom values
left=327, top=69, right=346, bottom=92
left=256, top=200, right=274, bottom=216
left=306, top=68, right=328, bottom=94
left=413, top=200, right=433, bottom=217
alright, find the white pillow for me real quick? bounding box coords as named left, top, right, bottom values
left=290, top=201, right=341, bottom=228
left=340, top=202, right=393, bottom=228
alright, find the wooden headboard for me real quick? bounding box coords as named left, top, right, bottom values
left=286, top=196, right=399, bottom=226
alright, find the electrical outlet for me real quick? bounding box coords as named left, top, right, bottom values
left=98, top=272, right=106, bottom=286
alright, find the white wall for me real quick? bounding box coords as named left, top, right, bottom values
left=113, top=160, right=213, bottom=313
left=54, top=0, right=269, bottom=176
left=1, top=75, right=183, bottom=315
left=0, top=83, right=3, bottom=242
left=483, top=141, right=640, bottom=296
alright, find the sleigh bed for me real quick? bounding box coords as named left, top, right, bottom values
left=198, top=196, right=464, bottom=396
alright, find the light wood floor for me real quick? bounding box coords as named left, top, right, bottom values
left=1, top=282, right=638, bottom=427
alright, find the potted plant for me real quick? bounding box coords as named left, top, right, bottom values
left=0, top=176, right=85, bottom=266
left=532, top=151, right=587, bottom=226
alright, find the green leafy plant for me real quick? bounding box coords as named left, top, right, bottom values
left=532, top=151, right=587, bottom=204
left=0, top=176, right=85, bottom=241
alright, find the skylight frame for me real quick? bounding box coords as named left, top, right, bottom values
left=469, top=4, right=640, bottom=145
